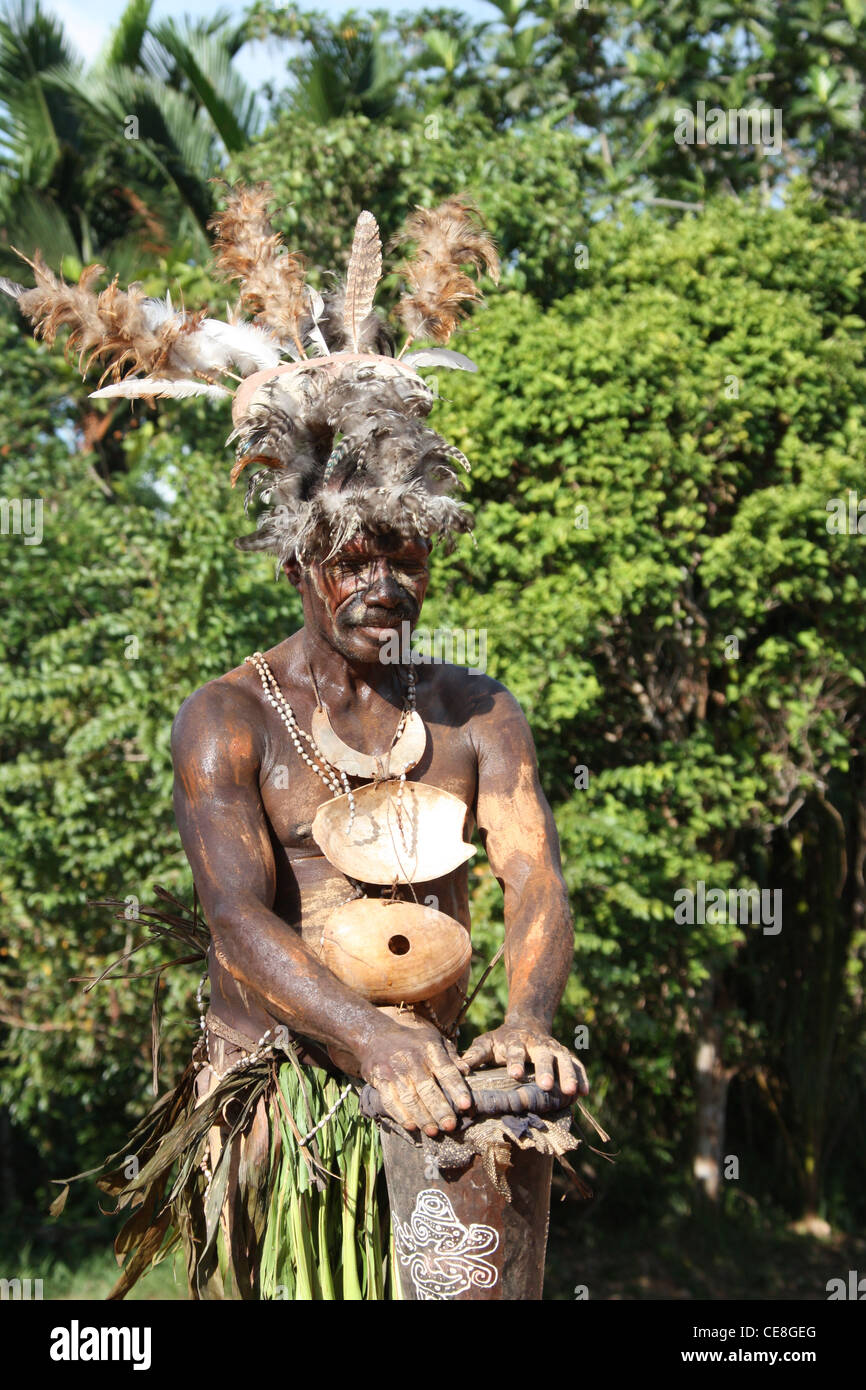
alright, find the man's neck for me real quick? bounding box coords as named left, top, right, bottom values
left=295, top=627, right=409, bottom=711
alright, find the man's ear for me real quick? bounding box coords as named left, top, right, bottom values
left=283, top=556, right=303, bottom=589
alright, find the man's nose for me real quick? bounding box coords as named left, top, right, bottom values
left=364, top=565, right=405, bottom=606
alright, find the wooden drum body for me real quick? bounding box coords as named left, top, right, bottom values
left=378, top=1068, right=561, bottom=1301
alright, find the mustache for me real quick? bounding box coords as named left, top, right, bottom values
left=342, top=600, right=418, bottom=627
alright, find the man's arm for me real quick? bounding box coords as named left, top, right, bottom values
left=171, top=680, right=472, bottom=1134
left=462, top=680, right=587, bottom=1097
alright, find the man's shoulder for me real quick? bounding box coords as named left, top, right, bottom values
left=424, top=663, right=525, bottom=723
left=171, top=661, right=263, bottom=753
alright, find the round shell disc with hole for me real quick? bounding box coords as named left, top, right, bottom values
left=317, top=897, right=471, bottom=1003
left=312, top=780, right=475, bottom=885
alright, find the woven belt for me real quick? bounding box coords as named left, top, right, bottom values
left=204, top=1009, right=261, bottom=1052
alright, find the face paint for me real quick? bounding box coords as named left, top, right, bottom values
left=303, top=533, right=430, bottom=664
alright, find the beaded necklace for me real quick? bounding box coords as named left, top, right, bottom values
left=244, top=650, right=417, bottom=834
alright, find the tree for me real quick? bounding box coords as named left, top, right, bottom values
left=246, top=1, right=866, bottom=214
left=424, top=185, right=866, bottom=1223
left=0, top=0, right=263, bottom=278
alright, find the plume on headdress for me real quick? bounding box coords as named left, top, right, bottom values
left=0, top=252, right=280, bottom=398
left=343, top=210, right=382, bottom=353
left=390, top=195, right=500, bottom=348
left=209, top=182, right=309, bottom=358
left=3, top=253, right=202, bottom=384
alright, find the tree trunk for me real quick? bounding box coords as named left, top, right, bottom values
left=693, top=1022, right=733, bottom=1201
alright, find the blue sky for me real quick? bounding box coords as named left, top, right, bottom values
left=51, top=0, right=497, bottom=89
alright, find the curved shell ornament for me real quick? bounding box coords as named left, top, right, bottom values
left=310, top=707, right=427, bottom=779
left=312, top=781, right=475, bottom=885
left=316, top=897, right=471, bottom=1003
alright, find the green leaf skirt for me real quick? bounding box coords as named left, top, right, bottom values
left=56, top=1034, right=398, bottom=1301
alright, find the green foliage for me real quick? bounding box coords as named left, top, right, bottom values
left=231, top=106, right=592, bottom=304
left=427, top=187, right=866, bottom=1218
left=247, top=1, right=866, bottom=211
left=0, top=0, right=264, bottom=276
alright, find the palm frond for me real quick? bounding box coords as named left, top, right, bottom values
left=148, top=20, right=262, bottom=153
left=48, top=65, right=218, bottom=230
left=0, top=0, right=83, bottom=169
left=100, top=0, right=153, bottom=71
left=0, top=184, right=79, bottom=272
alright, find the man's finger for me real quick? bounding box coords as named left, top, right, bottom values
left=428, top=1047, right=473, bottom=1111
left=529, top=1046, right=555, bottom=1090
left=376, top=1078, right=417, bottom=1132
left=560, top=1049, right=589, bottom=1096
left=414, top=1075, right=459, bottom=1134
left=505, top=1040, right=527, bottom=1079
left=394, top=1072, right=439, bottom=1134
left=461, top=1032, right=495, bottom=1069
left=552, top=1047, right=579, bottom=1096
left=442, top=1038, right=471, bottom=1076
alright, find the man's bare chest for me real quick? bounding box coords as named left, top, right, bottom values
left=257, top=719, right=478, bottom=854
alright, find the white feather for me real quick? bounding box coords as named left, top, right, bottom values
left=306, top=325, right=331, bottom=357
left=402, top=348, right=477, bottom=372
left=89, top=378, right=231, bottom=400
left=139, top=295, right=178, bottom=330
left=304, top=287, right=331, bottom=357
left=173, top=318, right=284, bottom=377
left=139, top=297, right=286, bottom=376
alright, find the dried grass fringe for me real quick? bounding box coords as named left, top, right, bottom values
left=53, top=1047, right=395, bottom=1301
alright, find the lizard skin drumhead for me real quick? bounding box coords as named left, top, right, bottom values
left=312, top=780, right=475, bottom=885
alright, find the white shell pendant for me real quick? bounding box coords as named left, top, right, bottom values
left=311, top=707, right=427, bottom=779
left=316, top=897, right=471, bottom=1003
left=312, top=781, right=475, bottom=884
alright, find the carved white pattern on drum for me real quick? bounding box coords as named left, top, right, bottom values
left=393, top=1188, right=499, bottom=1299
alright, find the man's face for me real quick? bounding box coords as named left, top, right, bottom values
left=294, top=533, right=431, bottom=664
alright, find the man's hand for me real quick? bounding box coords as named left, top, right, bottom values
left=460, top=1013, right=588, bottom=1097
left=358, top=1017, right=474, bottom=1137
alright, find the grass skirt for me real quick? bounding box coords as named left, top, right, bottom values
left=56, top=1031, right=396, bottom=1301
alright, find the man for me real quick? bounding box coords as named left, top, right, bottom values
left=9, top=184, right=592, bottom=1299
left=171, top=530, right=585, bottom=1140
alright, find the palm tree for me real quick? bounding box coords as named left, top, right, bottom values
left=285, top=15, right=410, bottom=124
left=0, top=0, right=262, bottom=278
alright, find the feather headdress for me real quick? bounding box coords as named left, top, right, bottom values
left=1, top=184, right=499, bottom=567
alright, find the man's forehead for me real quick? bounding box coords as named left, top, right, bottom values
left=329, top=533, right=431, bottom=563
